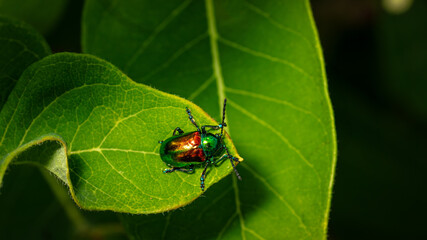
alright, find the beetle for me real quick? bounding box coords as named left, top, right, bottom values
left=158, top=98, right=241, bottom=191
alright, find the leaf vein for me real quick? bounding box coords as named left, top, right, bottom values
left=70, top=105, right=120, bottom=151
left=197, top=186, right=233, bottom=220
left=228, top=100, right=316, bottom=171
left=123, top=0, right=194, bottom=72
left=187, top=74, right=215, bottom=101
left=217, top=212, right=237, bottom=240
left=242, top=163, right=311, bottom=236
left=219, top=37, right=314, bottom=80
left=140, top=33, right=208, bottom=81
left=244, top=227, right=266, bottom=240
left=1, top=61, right=100, bottom=148
left=225, top=87, right=313, bottom=116
left=243, top=1, right=313, bottom=49
left=17, top=83, right=121, bottom=148
left=98, top=105, right=183, bottom=148
left=205, top=0, right=226, bottom=119
left=70, top=148, right=159, bottom=155
left=206, top=1, right=243, bottom=238
left=225, top=87, right=328, bottom=137
left=0, top=37, right=41, bottom=59
left=98, top=150, right=164, bottom=200
left=70, top=168, right=138, bottom=212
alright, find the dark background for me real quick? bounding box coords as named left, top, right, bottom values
left=1, top=0, right=426, bottom=239
left=313, top=0, right=427, bottom=239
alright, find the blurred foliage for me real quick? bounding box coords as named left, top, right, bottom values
left=0, top=165, right=72, bottom=239
left=0, top=164, right=127, bottom=240
left=0, top=16, right=51, bottom=108
left=313, top=0, right=427, bottom=239
left=379, top=0, right=427, bottom=120
left=0, top=0, right=68, bottom=34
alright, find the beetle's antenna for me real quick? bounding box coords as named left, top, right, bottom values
left=221, top=98, right=227, bottom=137
left=186, top=107, right=201, bottom=132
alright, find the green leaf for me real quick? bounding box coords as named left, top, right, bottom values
left=0, top=16, right=51, bottom=109
left=83, top=0, right=336, bottom=239
left=0, top=52, right=242, bottom=213
left=0, top=0, right=69, bottom=34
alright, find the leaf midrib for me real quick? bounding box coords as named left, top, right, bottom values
left=205, top=0, right=226, bottom=118
left=205, top=0, right=247, bottom=239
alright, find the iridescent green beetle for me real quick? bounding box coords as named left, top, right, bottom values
left=158, top=99, right=241, bottom=191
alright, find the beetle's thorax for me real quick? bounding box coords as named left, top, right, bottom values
left=201, top=133, right=222, bottom=157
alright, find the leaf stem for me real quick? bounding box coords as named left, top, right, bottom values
left=41, top=169, right=126, bottom=238
left=40, top=169, right=89, bottom=233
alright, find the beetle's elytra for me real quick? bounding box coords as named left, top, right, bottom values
left=158, top=99, right=241, bottom=191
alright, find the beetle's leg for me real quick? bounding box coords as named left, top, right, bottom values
left=173, top=127, right=184, bottom=136
left=200, top=161, right=210, bottom=191
left=158, top=140, right=163, bottom=144
left=213, top=154, right=228, bottom=166
left=163, top=166, right=194, bottom=174
left=186, top=107, right=201, bottom=132
left=179, top=165, right=195, bottom=173
left=223, top=145, right=242, bottom=181
left=201, top=123, right=227, bottom=134
left=201, top=125, right=216, bottom=133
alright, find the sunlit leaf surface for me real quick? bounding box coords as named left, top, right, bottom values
left=83, top=0, right=337, bottom=239
left=0, top=53, right=241, bottom=214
